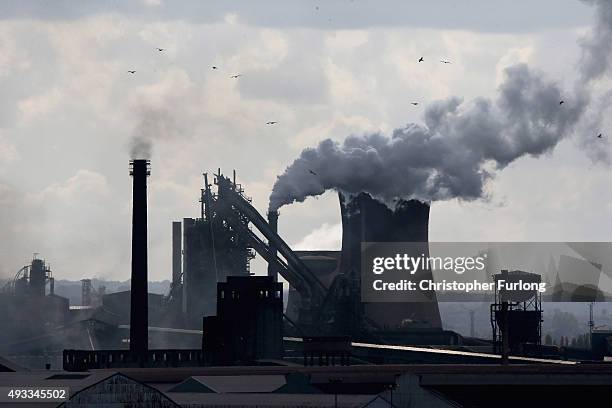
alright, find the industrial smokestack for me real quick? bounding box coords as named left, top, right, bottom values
left=29, top=258, right=47, bottom=297
left=129, top=159, right=150, bottom=357
left=338, top=192, right=441, bottom=328
left=267, top=210, right=279, bottom=282
left=81, top=279, right=92, bottom=306
left=172, top=221, right=182, bottom=287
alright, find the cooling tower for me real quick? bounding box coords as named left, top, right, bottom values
left=338, top=192, right=442, bottom=329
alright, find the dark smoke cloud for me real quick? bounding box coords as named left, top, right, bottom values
left=579, top=0, right=612, bottom=82
left=270, top=0, right=611, bottom=211
left=129, top=105, right=183, bottom=159
left=269, top=64, right=587, bottom=211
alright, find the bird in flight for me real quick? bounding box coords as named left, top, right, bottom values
left=411, top=102, right=419, bottom=106
left=597, top=133, right=603, bottom=139
left=559, top=100, right=565, bottom=105
left=230, top=74, right=242, bottom=79
left=440, top=59, right=452, bottom=64
left=212, top=66, right=218, bottom=70
left=127, top=70, right=136, bottom=74
left=309, top=169, right=318, bottom=176
left=418, top=57, right=424, bottom=62
left=266, top=121, right=278, bottom=125
left=156, top=48, right=164, bottom=52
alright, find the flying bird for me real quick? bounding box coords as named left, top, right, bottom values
left=559, top=100, right=565, bottom=105
left=411, top=102, right=419, bottom=106
left=440, top=59, right=452, bottom=64
left=156, top=48, right=164, bottom=52
left=212, top=66, right=218, bottom=70
left=127, top=70, right=136, bottom=74
left=266, top=121, right=278, bottom=125
left=309, top=169, right=318, bottom=176
left=597, top=133, right=603, bottom=139
left=418, top=57, right=424, bottom=62
left=230, top=74, right=242, bottom=78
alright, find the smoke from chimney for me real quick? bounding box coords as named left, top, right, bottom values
left=269, top=0, right=612, bottom=211
left=129, top=106, right=179, bottom=159
left=269, top=64, right=587, bottom=212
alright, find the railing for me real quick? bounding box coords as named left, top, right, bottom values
left=63, top=349, right=204, bottom=371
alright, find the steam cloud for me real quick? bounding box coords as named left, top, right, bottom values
left=580, top=0, right=612, bottom=82
left=270, top=0, right=612, bottom=212
left=269, top=65, right=587, bottom=211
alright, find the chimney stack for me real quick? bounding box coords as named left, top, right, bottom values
left=129, top=159, right=150, bottom=358
left=267, top=210, right=279, bottom=281
left=172, top=221, right=182, bottom=287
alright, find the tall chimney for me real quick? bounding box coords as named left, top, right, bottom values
left=172, top=221, right=182, bottom=287
left=129, top=159, right=150, bottom=357
left=29, top=258, right=47, bottom=297
left=81, top=279, right=92, bottom=306
left=267, top=210, right=279, bottom=281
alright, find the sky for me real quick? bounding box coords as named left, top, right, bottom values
left=1, top=0, right=611, bottom=283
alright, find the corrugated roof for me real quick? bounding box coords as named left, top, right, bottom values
left=168, top=392, right=380, bottom=407
left=185, top=375, right=287, bottom=393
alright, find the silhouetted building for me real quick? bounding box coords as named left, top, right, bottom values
left=0, top=256, right=68, bottom=360
left=81, top=279, right=92, bottom=306
left=102, top=291, right=164, bottom=326
left=286, top=193, right=442, bottom=338
left=491, top=270, right=543, bottom=356
left=181, top=174, right=254, bottom=328
left=203, top=276, right=283, bottom=365
left=339, top=192, right=442, bottom=330
left=591, top=330, right=612, bottom=360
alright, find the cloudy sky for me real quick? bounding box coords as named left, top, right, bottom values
left=1, top=0, right=611, bottom=283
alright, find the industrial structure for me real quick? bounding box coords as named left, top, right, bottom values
left=3, top=256, right=55, bottom=298
left=203, top=276, right=283, bottom=365
left=0, top=256, right=69, bottom=367
left=3, top=162, right=612, bottom=375
left=178, top=172, right=254, bottom=328
left=58, top=165, right=465, bottom=370
left=171, top=172, right=446, bottom=344
left=3, top=161, right=612, bottom=407
left=491, top=269, right=543, bottom=357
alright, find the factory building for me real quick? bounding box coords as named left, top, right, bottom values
left=179, top=173, right=254, bottom=328
left=285, top=192, right=443, bottom=342
left=203, top=276, right=283, bottom=365
left=0, top=256, right=69, bottom=366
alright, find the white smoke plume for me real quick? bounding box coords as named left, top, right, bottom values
left=579, top=0, right=612, bottom=82
left=576, top=0, right=612, bottom=164
left=269, top=64, right=587, bottom=211
left=270, top=0, right=612, bottom=212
